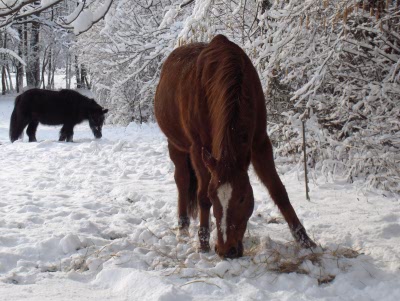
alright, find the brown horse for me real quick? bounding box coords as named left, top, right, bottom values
left=155, top=35, right=316, bottom=259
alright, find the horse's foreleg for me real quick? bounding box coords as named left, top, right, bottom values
left=168, top=142, right=192, bottom=235
left=190, top=145, right=212, bottom=252
left=59, top=124, right=74, bottom=142
left=252, top=134, right=316, bottom=248
left=26, top=121, right=38, bottom=142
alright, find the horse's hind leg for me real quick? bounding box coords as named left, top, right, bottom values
left=251, top=134, right=316, bottom=248
left=168, top=142, right=193, bottom=236
left=26, top=121, right=39, bottom=142
left=59, top=124, right=74, bottom=142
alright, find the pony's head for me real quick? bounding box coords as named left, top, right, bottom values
left=88, top=100, right=108, bottom=139
left=202, top=148, right=254, bottom=259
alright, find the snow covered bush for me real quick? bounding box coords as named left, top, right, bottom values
left=253, top=0, right=400, bottom=193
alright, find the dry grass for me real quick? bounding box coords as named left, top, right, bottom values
left=270, top=261, right=309, bottom=274
left=57, top=224, right=362, bottom=288
left=318, top=274, right=336, bottom=285
left=244, top=237, right=361, bottom=285
left=266, top=216, right=284, bottom=224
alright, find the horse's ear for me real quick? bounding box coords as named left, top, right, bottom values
left=102, top=109, right=109, bottom=114
left=202, top=147, right=217, bottom=172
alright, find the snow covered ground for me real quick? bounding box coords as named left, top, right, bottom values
left=0, top=93, right=400, bottom=300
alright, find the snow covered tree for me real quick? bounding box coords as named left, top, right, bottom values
left=75, top=0, right=186, bottom=124
left=0, top=0, right=114, bottom=91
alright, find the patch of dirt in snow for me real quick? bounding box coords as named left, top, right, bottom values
left=0, top=96, right=400, bottom=300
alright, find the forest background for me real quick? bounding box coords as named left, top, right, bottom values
left=0, top=0, right=399, bottom=194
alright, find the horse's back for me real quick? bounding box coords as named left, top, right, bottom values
left=14, top=89, right=85, bottom=126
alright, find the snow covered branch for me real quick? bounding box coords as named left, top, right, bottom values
left=0, top=0, right=114, bottom=34
left=0, top=0, right=63, bottom=28
left=0, top=47, right=26, bottom=65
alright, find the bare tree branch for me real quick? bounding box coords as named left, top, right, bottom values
left=180, top=0, right=194, bottom=9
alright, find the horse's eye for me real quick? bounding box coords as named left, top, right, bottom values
left=239, top=197, right=245, bottom=204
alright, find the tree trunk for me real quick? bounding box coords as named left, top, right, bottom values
left=138, top=101, right=143, bottom=124
left=27, top=18, right=41, bottom=88
left=75, top=56, right=81, bottom=88
left=23, top=21, right=28, bottom=87
left=80, top=64, right=87, bottom=89
left=47, top=47, right=52, bottom=88
left=6, top=64, right=13, bottom=91
left=2, top=33, right=7, bottom=95
left=1, top=68, right=6, bottom=95
left=66, top=53, right=70, bottom=89
left=51, top=62, right=55, bottom=89
left=17, top=26, right=24, bottom=93
left=47, top=7, right=54, bottom=89
left=40, top=46, right=48, bottom=89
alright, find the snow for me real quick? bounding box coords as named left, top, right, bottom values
left=0, top=93, right=400, bottom=300
left=71, top=9, right=94, bottom=35
left=71, top=0, right=113, bottom=35
left=62, top=2, right=84, bottom=24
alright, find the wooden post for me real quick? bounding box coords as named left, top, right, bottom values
left=302, top=119, right=310, bottom=201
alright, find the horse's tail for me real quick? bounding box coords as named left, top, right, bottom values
left=187, top=157, right=198, bottom=219
left=9, top=95, right=23, bottom=143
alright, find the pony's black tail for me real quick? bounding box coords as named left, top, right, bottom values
left=187, top=156, right=198, bottom=219
left=9, top=96, right=23, bottom=143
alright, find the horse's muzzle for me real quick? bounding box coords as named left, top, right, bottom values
left=215, top=241, right=244, bottom=259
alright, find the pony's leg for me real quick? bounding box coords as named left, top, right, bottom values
left=168, top=142, right=192, bottom=236
left=252, top=134, right=316, bottom=248
left=190, top=145, right=212, bottom=252
left=59, top=124, right=74, bottom=142
left=26, top=121, right=39, bottom=142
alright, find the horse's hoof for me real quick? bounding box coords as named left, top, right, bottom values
left=300, top=237, right=317, bottom=249
left=198, top=244, right=211, bottom=253
left=291, top=225, right=317, bottom=249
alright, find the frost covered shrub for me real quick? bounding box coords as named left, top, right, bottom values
left=255, top=0, right=400, bottom=192
left=76, top=0, right=186, bottom=124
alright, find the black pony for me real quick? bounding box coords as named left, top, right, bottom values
left=10, top=89, right=108, bottom=143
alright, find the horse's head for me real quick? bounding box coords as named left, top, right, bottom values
left=202, top=148, right=254, bottom=259
left=88, top=100, right=108, bottom=139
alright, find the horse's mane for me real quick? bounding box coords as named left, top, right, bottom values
left=199, top=35, right=245, bottom=167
